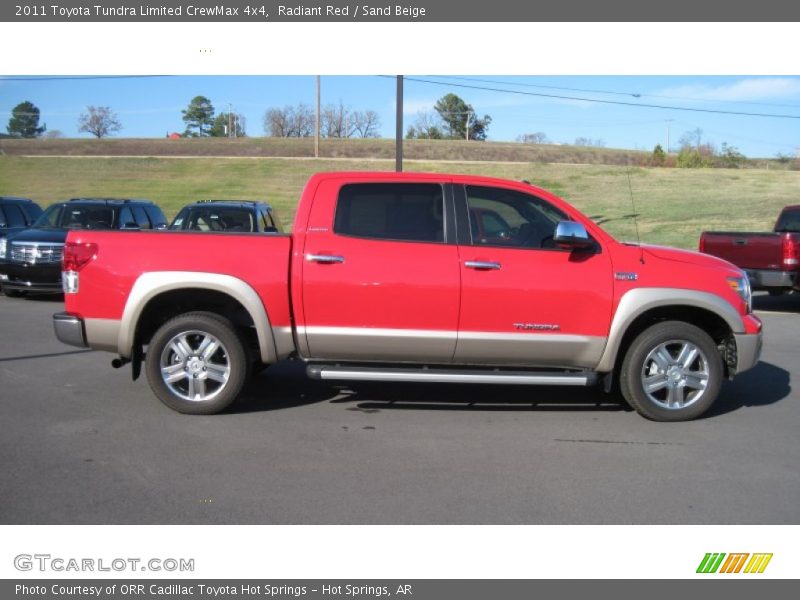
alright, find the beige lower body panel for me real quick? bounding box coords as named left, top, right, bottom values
left=455, top=332, right=607, bottom=368
left=84, top=318, right=122, bottom=353
left=302, top=326, right=606, bottom=368
left=302, top=326, right=457, bottom=363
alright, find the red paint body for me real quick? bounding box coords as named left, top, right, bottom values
left=65, top=172, right=759, bottom=356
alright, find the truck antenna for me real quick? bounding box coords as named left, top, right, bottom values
left=625, top=165, right=645, bottom=264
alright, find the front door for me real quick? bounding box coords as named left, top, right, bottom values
left=454, top=183, right=614, bottom=368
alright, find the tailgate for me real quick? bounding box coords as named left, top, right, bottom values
left=701, top=232, right=784, bottom=270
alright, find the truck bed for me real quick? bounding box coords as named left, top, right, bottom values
left=700, top=231, right=788, bottom=270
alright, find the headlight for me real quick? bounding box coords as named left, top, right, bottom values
left=0, top=237, right=6, bottom=259
left=727, top=273, right=752, bottom=313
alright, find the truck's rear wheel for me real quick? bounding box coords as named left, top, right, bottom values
left=620, top=321, right=723, bottom=422
left=145, top=312, right=247, bottom=414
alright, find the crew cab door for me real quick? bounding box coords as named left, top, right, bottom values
left=299, top=179, right=461, bottom=362
left=454, top=184, right=614, bottom=367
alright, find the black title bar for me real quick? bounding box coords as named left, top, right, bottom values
left=4, top=0, right=800, bottom=22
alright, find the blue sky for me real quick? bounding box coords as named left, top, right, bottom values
left=1, top=75, right=798, bottom=157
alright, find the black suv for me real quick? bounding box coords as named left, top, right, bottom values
left=169, top=200, right=283, bottom=233
left=0, top=198, right=167, bottom=296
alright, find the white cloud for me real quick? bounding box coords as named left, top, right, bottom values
left=655, top=77, right=800, bottom=103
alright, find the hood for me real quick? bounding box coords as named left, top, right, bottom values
left=6, top=227, right=69, bottom=245
left=637, top=243, right=741, bottom=274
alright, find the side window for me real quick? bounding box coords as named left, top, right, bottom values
left=465, top=185, right=567, bottom=249
left=144, top=206, right=167, bottom=229
left=4, top=204, right=27, bottom=228
left=334, top=183, right=444, bottom=243
left=21, top=203, right=43, bottom=224
left=119, top=207, right=136, bottom=228
left=131, top=205, right=151, bottom=229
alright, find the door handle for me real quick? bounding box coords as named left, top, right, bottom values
left=306, top=253, right=345, bottom=264
left=465, top=260, right=501, bottom=270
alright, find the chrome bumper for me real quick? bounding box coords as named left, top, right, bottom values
left=53, top=312, right=87, bottom=348
left=734, top=331, right=762, bottom=374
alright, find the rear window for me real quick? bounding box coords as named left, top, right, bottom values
left=775, top=209, right=800, bottom=233
left=334, top=183, right=444, bottom=243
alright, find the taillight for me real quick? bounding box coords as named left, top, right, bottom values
left=62, top=242, right=98, bottom=272
left=782, top=235, right=799, bottom=267
left=698, top=235, right=706, bottom=254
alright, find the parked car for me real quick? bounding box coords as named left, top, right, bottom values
left=699, top=205, right=800, bottom=295
left=0, top=198, right=166, bottom=296
left=53, top=172, right=761, bottom=421
left=169, top=200, right=283, bottom=233
left=0, top=197, right=44, bottom=293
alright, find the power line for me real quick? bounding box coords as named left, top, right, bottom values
left=434, top=75, right=800, bottom=109
left=392, top=76, right=800, bottom=120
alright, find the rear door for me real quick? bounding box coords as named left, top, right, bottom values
left=454, top=183, right=614, bottom=368
left=300, top=178, right=461, bottom=362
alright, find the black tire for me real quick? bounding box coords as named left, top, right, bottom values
left=619, top=321, right=723, bottom=422
left=2, top=288, right=26, bottom=298
left=145, top=311, right=248, bottom=415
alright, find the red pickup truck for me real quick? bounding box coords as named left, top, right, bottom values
left=53, top=172, right=762, bottom=421
left=699, top=205, right=800, bottom=294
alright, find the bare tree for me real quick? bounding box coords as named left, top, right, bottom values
left=77, top=106, right=122, bottom=138
left=678, top=128, right=703, bottom=149
left=351, top=110, right=381, bottom=138
left=322, top=101, right=355, bottom=138
left=517, top=132, right=548, bottom=144
left=264, top=108, right=289, bottom=137
left=263, top=104, right=314, bottom=137
left=406, top=110, right=444, bottom=139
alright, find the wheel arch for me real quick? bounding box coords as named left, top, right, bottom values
left=118, top=272, right=278, bottom=364
left=596, top=288, right=743, bottom=374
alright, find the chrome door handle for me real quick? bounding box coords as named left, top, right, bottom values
left=306, top=253, right=345, bottom=264
left=465, top=260, right=501, bottom=270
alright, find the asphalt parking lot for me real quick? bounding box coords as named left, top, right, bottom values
left=1, top=292, right=798, bottom=524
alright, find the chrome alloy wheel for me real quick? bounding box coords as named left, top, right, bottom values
left=159, top=330, right=231, bottom=402
left=640, top=340, right=710, bottom=410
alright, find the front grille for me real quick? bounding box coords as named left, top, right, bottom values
left=10, top=242, right=64, bottom=265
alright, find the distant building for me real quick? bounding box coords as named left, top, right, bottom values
left=168, top=132, right=182, bottom=139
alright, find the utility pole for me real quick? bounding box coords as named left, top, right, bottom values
left=396, top=75, right=403, bottom=172
left=665, top=118, right=673, bottom=152
left=228, top=102, right=233, bottom=138
left=466, top=110, right=471, bottom=141
left=315, top=76, right=320, bottom=158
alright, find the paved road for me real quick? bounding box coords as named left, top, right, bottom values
left=1, top=292, right=798, bottom=524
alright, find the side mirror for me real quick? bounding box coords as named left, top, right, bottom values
left=155, top=223, right=168, bottom=231
left=554, top=221, right=594, bottom=249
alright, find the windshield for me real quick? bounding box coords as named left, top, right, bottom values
left=171, top=207, right=255, bottom=232
left=775, top=209, right=800, bottom=233
left=32, top=204, right=117, bottom=230
left=32, top=205, right=61, bottom=228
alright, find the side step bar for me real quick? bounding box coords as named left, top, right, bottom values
left=306, top=365, right=597, bottom=386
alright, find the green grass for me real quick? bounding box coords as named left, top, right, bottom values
left=1, top=155, right=798, bottom=249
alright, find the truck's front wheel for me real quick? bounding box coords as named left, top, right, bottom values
left=145, top=312, right=248, bottom=415
left=620, top=321, right=723, bottom=421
